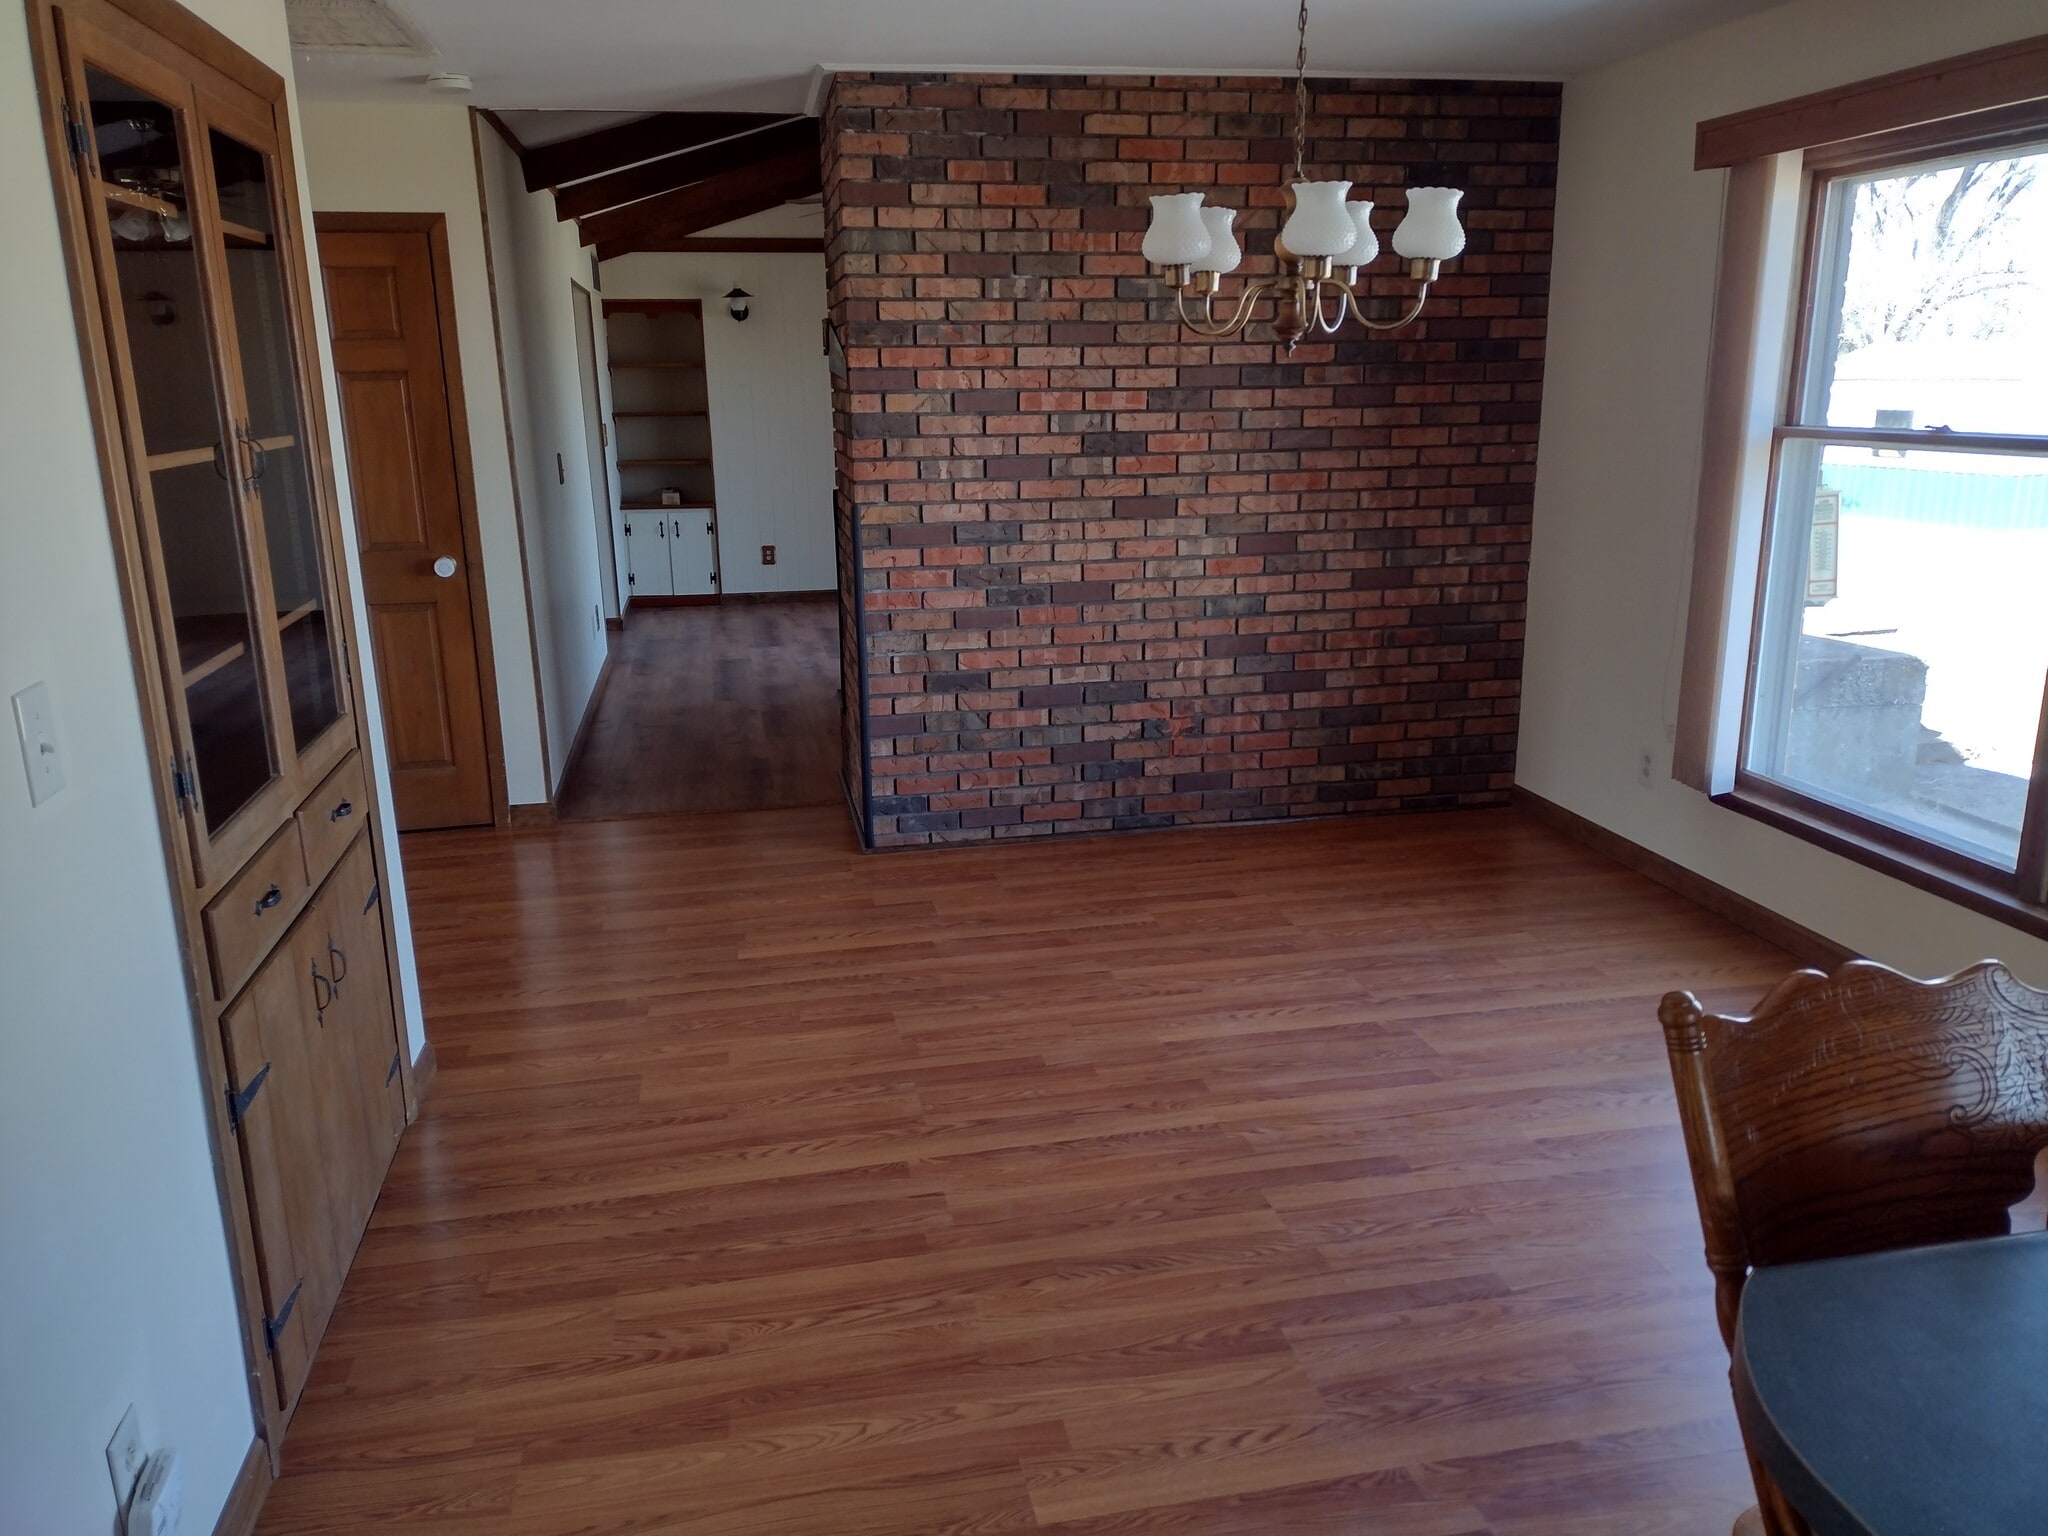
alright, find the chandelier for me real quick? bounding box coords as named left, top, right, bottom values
left=1141, top=0, right=1466, bottom=350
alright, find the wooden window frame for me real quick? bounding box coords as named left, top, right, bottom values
left=1676, top=36, right=2048, bottom=943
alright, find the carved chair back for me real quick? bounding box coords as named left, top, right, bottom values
left=1660, top=959, right=2048, bottom=1350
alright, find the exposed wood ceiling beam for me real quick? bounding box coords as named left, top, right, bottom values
left=587, top=148, right=822, bottom=259
left=520, top=111, right=790, bottom=192
left=553, top=117, right=815, bottom=221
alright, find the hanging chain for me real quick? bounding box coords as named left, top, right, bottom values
left=1292, top=0, right=1309, bottom=182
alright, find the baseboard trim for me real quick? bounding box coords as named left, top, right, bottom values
left=555, top=648, right=617, bottom=796
left=409, top=1040, right=438, bottom=1113
left=1512, top=786, right=1856, bottom=969
left=507, top=802, right=555, bottom=827
left=212, top=1439, right=270, bottom=1536
left=727, top=589, right=837, bottom=604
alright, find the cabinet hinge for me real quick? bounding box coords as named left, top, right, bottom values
left=387, top=1050, right=402, bottom=1085
left=263, top=1277, right=304, bottom=1354
left=64, top=109, right=93, bottom=167
left=362, top=880, right=381, bottom=915
left=226, top=1061, right=271, bottom=1130
left=171, top=758, right=197, bottom=809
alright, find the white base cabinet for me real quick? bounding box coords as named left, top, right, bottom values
left=625, top=508, right=719, bottom=599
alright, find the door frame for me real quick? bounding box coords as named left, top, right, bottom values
left=571, top=282, right=625, bottom=621
left=315, top=211, right=512, bottom=828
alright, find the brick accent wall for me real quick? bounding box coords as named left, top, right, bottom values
left=824, top=72, right=1560, bottom=848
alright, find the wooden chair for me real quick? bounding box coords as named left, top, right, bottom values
left=1659, top=959, right=2048, bottom=1536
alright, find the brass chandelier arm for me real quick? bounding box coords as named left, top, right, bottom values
left=1341, top=280, right=1435, bottom=333
left=1172, top=278, right=1276, bottom=339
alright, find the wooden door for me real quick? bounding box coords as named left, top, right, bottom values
left=220, top=938, right=345, bottom=1409
left=625, top=509, right=675, bottom=598
left=319, top=226, right=492, bottom=830
left=672, top=509, right=719, bottom=597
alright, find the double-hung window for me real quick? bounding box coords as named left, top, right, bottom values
left=1734, top=124, right=2048, bottom=907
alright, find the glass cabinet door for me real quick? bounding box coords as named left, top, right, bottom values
left=204, top=125, right=346, bottom=755
left=83, top=65, right=280, bottom=840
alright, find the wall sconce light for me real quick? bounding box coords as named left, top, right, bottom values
left=724, top=287, right=752, bottom=323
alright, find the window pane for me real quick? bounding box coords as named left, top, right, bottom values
left=210, top=128, right=344, bottom=752
left=1748, top=440, right=2048, bottom=869
left=1809, top=145, right=2048, bottom=438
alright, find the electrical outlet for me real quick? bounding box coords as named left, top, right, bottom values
left=761, top=544, right=776, bottom=566
left=107, top=1404, right=146, bottom=1510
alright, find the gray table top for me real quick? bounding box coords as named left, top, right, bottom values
left=1732, top=1228, right=2048, bottom=1536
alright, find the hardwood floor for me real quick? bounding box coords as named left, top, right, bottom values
left=557, top=599, right=841, bottom=821
left=257, top=805, right=1800, bottom=1535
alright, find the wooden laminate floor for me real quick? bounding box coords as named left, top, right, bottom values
left=557, top=600, right=841, bottom=822
left=259, top=805, right=1799, bottom=1535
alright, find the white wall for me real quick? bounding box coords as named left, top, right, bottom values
left=0, top=0, right=425, bottom=1529
left=1522, top=0, right=2048, bottom=983
left=299, top=99, right=550, bottom=807
left=601, top=212, right=837, bottom=596
left=475, top=127, right=612, bottom=789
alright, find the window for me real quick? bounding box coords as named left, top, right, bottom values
left=1738, top=131, right=2048, bottom=898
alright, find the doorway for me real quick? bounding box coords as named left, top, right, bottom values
left=317, top=213, right=505, bottom=830
left=553, top=269, right=840, bottom=823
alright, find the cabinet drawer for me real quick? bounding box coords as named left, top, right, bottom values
left=204, top=824, right=310, bottom=998
left=297, top=753, right=367, bottom=887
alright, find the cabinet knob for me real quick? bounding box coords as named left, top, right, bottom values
left=253, top=884, right=283, bottom=916
left=432, top=555, right=459, bottom=579
left=329, top=798, right=353, bottom=822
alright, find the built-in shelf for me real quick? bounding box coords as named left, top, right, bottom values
left=144, top=433, right=294, bottom=475
left=616, top=457, right=712, bottom=468
left=100, top=179, right=181, bottom=218
left=176, top=616, right=250, bottom=690
left=622, top=501, right=715, bottom=512
left=613, top=410, right=708, bottom=419
left=148, top=444, right=220, bottom=472
left=219, top=217, right=271, bottom=249
left=278, top=599, right=319, bottom=631
left=608, top=361, right=705, bottom=371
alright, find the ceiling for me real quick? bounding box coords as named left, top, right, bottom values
left=291, top=0, right=1784, bottom=113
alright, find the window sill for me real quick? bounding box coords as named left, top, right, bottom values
left=1714, top=782, right=2048, bottom=946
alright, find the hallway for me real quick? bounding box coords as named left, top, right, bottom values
left=558, top=599, right=841, bottom=821
left=257, top=805, right=1792, bottom=1534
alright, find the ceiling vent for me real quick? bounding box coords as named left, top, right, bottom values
left=286, top=0, right=432, bottom=54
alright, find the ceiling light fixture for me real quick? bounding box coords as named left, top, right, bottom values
left=1143, top=0, right=1465, bottom=351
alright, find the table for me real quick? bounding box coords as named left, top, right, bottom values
left=1732, top=1228, right=2048, bottom=1535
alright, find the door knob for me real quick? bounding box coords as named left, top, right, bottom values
left=432, top=556, right=458, bottom=579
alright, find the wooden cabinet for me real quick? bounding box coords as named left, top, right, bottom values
left=27, top=0, right=417, bottom=1456
left=625, top=507, right=719, bottom=599
left=221, top=819, right=400, bottom=1408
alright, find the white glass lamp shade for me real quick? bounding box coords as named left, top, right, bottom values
left=1280, top=180, right=1357, bottom=259
left=1194, top=206, right=1241, bottom=275
left=1345, top=200, right=1380, bottom=267
left=1392, top=187, right=1466, bottom=261
left=1143, top=193, right=1213, bottom=267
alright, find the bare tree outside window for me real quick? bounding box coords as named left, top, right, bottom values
left=1837, top=157, right=2039, bottom=354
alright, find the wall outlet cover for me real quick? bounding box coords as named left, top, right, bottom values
left=761, top=544, right=777, bottom=565
left=125, top=1448, right=183, bottom=1536
left=106, top=1403, right=146, bottom=1510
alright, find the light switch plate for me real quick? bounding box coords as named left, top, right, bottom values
left=13, top=681, right=65, bottom=806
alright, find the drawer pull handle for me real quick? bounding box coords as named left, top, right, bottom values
left=311, top=962, right=334, bottom=1016
left=253, top=884, right=283, bottom=916
left=329, top=943, right=349, bottom=985
left=329, top=798, right=353, bottom=822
